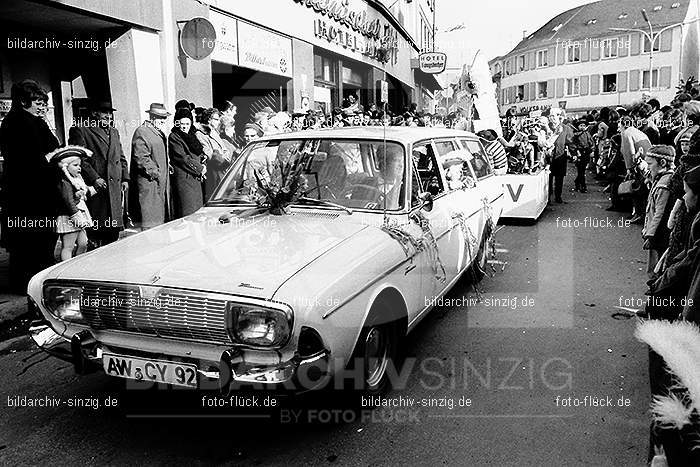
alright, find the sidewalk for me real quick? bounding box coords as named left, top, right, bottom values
left=0, top=248, right=32, bottom=338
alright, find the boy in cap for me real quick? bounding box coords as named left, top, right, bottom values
left=643, top=145, right=676, bottom=277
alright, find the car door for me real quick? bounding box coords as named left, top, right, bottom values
left=409, top=141, right=458, bottom=299
left=436, top=143, right=485, bottom=273
left=458, top=138, right=505, bottom=224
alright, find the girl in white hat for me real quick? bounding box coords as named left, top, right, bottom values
left=46, top=146, right=97, bottom=261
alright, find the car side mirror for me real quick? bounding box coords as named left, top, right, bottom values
left=418, top=192, right=434, bottom=212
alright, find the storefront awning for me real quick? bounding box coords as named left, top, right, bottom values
left=411, top=60, right=443, bottom=92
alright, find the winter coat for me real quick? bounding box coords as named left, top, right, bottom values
left=169, top=128, right=204, bottom=218
left=643, top=172, right=673, bottom=250
left=68, top=124, right=128, bottom=230
left=197, top=124, right=233, bottom=200
left=549, top=125, right=575, bottom=177
left=129, top=122, right=170, bottom=229
left=682, top=210, right=700, bottom=325
left=0, top=108, right=59, bottom=246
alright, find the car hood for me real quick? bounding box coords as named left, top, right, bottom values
left=51, top=208, right=367, bottom=300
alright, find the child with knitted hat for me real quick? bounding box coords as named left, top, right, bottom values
left=643, top=145, right=676, bottom=278
left=46, top=146, right=96, bottom=261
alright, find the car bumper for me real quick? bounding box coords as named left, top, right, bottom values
left=29, top=323, right=330, bottom=391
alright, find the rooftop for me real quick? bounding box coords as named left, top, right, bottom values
left=506, top=0, right=691, bottom=56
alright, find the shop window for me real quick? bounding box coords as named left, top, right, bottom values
left=314, top=53, right=337, bottom=84
left=603, top=74, right=617, bottom=93
left=565, top=78, right=580, bottom=96
left=602, top=38, right=619, bottom=58
left=642, top=69, right=659, bottom=89
left=566, top=44, right=581, bottom=63
left=536, top=50, right=548, bottom=67
left=537, top=81, right=548, bottom=99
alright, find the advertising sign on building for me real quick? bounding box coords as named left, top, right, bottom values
left=237, top=21, right=293, bottom=78
left=380, top=80, right=388, bottom=103
left=210, top=11, right=238, bottom=66
left=418, top=52, right=447, bottom=74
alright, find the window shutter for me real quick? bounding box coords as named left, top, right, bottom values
left=629, top=70, right=640, bottom=91
left=581, top=42, right=590, bottom=62
left=523, top=84, right=529, bottom=101
left=547, top=79, right=555, bottom=98
left=660, top=66, right=672, bottom=88
left=514, top=57, right=519, bottom=74
left=580, top=75, right=590, bottom=95
left=529, top=51, right=536, bottom=68
left=630, top=33, right=640, bottom=55
left=660, top=30, right=673, bottom=52
left=617, top=71, right=628, bottom=92
left=590, top=44, right=600, bottom=61
left=618, top=36, right=629, bottom=57
left=548, top=46, right=556, bottom=67
left=530, top=82, right=537, bottom=100
left=524, top=54, right=529, bottom=71
left=557, top=46, right=565, bottom=65
left=590, top=74, right=600, bottom=95
left=556, top=78, right=565, bottom=98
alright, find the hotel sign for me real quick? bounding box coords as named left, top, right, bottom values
left=293, top=0, right=382, bottom=39
left=237, top=22, right=293, bottom=78
left=418, top=52, right=446, bottom=74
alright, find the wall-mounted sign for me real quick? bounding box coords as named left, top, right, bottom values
left=210, top=11, right=238, bottom=66
left=380, top=80, right=388, bottom=103
left=418, top=52, right=447, bottom=74
left=237, top=21, right=293, bottom=78
left=293, top=0, right=382, bottom=39
left=180, top=17, right=216, bottom=60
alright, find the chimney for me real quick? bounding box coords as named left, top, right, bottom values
left=523, top=30, right=528, bottom=39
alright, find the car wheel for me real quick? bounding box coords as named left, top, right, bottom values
left=349, top=307, right=402, bottom=396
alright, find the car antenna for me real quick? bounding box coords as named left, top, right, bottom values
left=382, top=68, right=388, bottom=227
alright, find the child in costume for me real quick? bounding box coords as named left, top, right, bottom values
left=46, top=146, right=96, bottom=261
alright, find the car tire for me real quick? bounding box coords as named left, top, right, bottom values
left=347, top=301, right=403, bottom=396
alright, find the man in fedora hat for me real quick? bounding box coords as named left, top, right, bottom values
left=68, top=100, right=129, bottom=247
left=130, top=103, right=171, bottom=229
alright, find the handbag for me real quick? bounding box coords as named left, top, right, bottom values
left=617, top=179, right=636, bottom=197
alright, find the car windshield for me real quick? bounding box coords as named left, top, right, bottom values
left=210, top=139, right=407, bottom=211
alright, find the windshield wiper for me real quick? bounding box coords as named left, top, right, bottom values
left=208, top=197, right=255, bottom=205
left=296, top=197, right=353, bottom=214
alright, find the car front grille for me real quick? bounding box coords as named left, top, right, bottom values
left=79, top=283, right=232, bottom=345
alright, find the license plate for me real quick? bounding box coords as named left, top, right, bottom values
left=103, top=353, right=198, bottom=388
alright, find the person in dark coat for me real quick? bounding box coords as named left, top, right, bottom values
left=0, top=80, right=60, bottom=293
left=68, top=101, right=129, bottom=246
left=169, top=109, right=206, bottom=218
left=130, top=103, right=171, bottom=230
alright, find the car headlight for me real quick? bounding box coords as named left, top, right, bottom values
left=43, top=284, right=84, bottom=323
left=228, top=304, right=292, bottom=348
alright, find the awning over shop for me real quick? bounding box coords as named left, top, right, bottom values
left=410, top=59, right=443, bottom=91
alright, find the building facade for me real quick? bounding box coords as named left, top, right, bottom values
left=0, top=0, right=440, bottom=155
left=489, top=0, right=700, bottom=117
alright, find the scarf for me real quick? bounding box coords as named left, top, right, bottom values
left=171, top=126, right=204, bottom=155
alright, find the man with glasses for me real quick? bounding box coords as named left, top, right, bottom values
left=0, top=80, right=60, bottom=292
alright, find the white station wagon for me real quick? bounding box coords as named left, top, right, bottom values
left=29, top=127, right=504, bottom=395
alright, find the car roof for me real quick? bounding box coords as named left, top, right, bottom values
left=256, top=126, right=481, bottom=144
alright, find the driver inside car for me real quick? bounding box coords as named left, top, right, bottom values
left=375, top=144, right=405, bottom=210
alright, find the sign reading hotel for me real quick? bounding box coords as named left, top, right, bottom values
left=418, top=52, right=446, bottom=74
left=294, top=0, right=399, bottom=66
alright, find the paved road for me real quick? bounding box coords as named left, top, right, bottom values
left=0, top=178, right=651, bottom=466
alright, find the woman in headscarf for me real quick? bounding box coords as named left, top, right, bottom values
left=197, top=108, right=234, bottom=200
left=169, top=108, right=206, bottom=218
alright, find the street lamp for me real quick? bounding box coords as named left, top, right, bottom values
left=610, top=12, right=700, bottom=93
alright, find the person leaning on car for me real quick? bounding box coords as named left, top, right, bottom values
left=130, top=103, right=171, bottom=230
